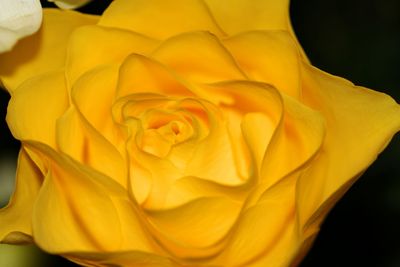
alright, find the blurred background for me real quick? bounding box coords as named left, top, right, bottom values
left=0, top=0, right=399, bottom=266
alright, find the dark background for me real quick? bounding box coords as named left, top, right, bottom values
left=0, top=0, right=399, bottom=266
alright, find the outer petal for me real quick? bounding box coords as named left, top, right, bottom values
left=25, top=142, right=158, bottom=254
left=66, top=25, right=158, bottom=86
left=202, top=0, right=288, bottom=34
left=203, top=0, right=309, bottom=60
left=213, top=175, right=297, bottom=266
left=56, top=106, right=128, bottom=188
left=0, top=0, right=42, bottom=53
left=99, top=0, right=225, bottom=38
left=0, top=148, right=43, bottom=244
left=297, top=62, right=400, bottom=233
left=146, top=197, right=241, bottom=259
left=223, top=31, right=301, bottom=99
left=64, top=251, right=177, bottom=267
left=0, top=9, right=97, bottom=92
left=6, top=71, right=68, bottom=148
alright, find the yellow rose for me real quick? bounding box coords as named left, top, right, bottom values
left=1, top=1, right=399, bottom=266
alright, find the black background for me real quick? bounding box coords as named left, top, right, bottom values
left=0, top=0, right=399, bottom=266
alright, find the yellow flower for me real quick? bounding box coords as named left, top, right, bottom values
left=1, top=1, right=399, bottom=266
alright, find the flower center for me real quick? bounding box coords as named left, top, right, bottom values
left=139, top=110, right=193, bottom=157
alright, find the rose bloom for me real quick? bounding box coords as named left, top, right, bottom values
left=1, top=0, right=399, bottom=266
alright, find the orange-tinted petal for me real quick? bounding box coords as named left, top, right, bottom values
left=223, top=31, right=301, bottom=98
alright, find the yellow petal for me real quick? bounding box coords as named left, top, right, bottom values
left=203, top=0, right=289, bottom=35
left=260, top=93, right=325, bottom=189
left=0, top=0, right=42, bottom=53
left=152, top=31, right=247, bottom=83
left=116, top=54, right=195, bottom=99
left=25, top=142, right=154, bottom=254
left=64, top=251, right=176, bottom=267
left=202, top=0, right=310, bottom=61
left=56, top=106, right=128, bottom=188
left=0, top=9, right=97, bottom=92
left=6, top=71, right=68, bottom=148
left=66, top=25, right=158, bottom=86
left=223, top=31, right=301, bottom=98
left=297, top=62, right=400, bottom=232
left=99, top=0, right=224, bottom=38
left=205, top=81, right=283, bottom=171
left=183, top=99, right=245, bottom=185
left=70, top=64, right=124, bottom=151
left=214, top=177, right=297, bottom=266
left=0, top=148, right=43, bottom=244
left=146, top=197, right=241, bottom=259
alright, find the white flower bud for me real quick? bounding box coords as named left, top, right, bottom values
left=0, top=0, right=42, bottom=52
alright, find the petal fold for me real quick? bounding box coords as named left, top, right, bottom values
left=66, top=25, right=158, bottom=86
left=6, top=71, right=68, bottom=148
left=0, top=148, right=43, bottom=244
left=25, top=142, right=155, bottom=254
left=297, top=62, right=400, bottom=232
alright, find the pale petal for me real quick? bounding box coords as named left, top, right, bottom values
left=49, top=0, right=92, bottom=10
left=0, top=0, right=42, bottom=53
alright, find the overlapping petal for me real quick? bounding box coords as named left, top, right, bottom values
left=0, top=149, right=43, bottom=244
left=6, top=71, right=68, bottom=148
left=152, top=31, right=247, bottom=83
left=99, top=0, right=225, bottom=38
left=223, top=31, right=301, bottom=98
left=0, top=9, right=97, bottom=92
left=1, top=0, right=399, bottom=266
left=297, top=62, right=400, bottom=233
left=25, top=142, right=157, bottom=254
left=66, top=25, right=159, bottom=86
